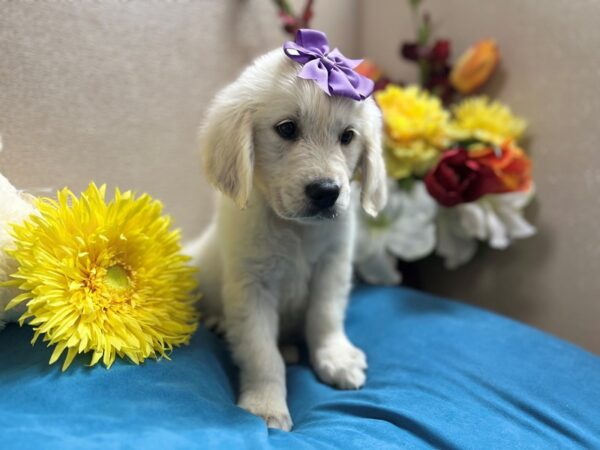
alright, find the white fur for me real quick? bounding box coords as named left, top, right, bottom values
left=187, top=49, right=387, bottom=431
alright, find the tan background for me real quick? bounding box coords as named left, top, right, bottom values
left=0, top=1, right=598, bottom=353
left=0, top=0, right=356, bottom=236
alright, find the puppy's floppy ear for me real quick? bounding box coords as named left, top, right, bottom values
left=359, top=99, right=388, bottom=216
left=199, top=85, right=254, bottom=209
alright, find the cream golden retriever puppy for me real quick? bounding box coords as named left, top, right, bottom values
left=187, top=31, right=387, bottom=431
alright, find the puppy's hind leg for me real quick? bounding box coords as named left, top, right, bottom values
left=223, top=279, right=292, bottom=431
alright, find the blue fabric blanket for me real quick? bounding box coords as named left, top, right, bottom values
left=1, top=286, right=599, bottom=449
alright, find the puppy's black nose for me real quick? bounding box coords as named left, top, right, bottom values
left=305, top=179, right=340, bottom=210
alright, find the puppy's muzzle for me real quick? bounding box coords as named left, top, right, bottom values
left=305, top=179, right=340, bottom=210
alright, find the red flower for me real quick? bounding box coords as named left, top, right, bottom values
left=400, top=43, right=421, bottom=61
left=400, top=39, right=450, bottom=63
left=429, top=40, right=450, bottom=60
left=400, top=39, right=454, bottom=102
left=424, top=148, right=506, bottom=207
left=274, top=0, right=314, bottom=36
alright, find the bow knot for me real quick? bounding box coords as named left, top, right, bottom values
left=283, top=29, right=374, bottom=101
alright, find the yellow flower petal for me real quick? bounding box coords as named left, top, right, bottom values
left=375, top=84, right=449, bottom=179
left=7, top=183, right=199, bottom=370
left=450, top=96, right=526, bottom=145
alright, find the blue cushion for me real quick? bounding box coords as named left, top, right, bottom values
left=1, top=286, right=599, bottom=449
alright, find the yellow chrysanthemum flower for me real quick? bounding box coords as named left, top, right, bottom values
left=450, top=96, right=527, bottom=145
left=5, top=183, right=198, bottom=371
left=375, top=84, right=450, bottom=179
left=384, top=139, right=442, bottom=179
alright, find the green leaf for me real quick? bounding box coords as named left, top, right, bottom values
left=273, top=0, right=294, bottom=16
left=398, top=177, right=416, bottom=192
left=418, top=59, right=431, bottom=87
left=409, top=0, right=422, bottom=10
left=417, top=22, right=431, bottom=46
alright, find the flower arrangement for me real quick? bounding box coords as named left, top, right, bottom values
left=2, top=182, right=198, bottom=370
left=353, top=0, right=536, bottom=283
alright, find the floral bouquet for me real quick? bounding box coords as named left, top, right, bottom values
left=352, top=0, right=536, bottom=284
left=270, top=0, right=536, bottom=285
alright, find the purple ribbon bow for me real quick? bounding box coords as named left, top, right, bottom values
left=283, top=29, right=374, bottom=101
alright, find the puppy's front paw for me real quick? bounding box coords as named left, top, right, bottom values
left=312, top=338, right=367, bottom=390
left=238, top=388, right=293, bottom=431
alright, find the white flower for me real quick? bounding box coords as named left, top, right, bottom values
left=0, top=171, right=35, bottom=329
left=435, top=208, right=478, bottom=270
left=436, top=185, right=536, bottom=269
left=354, top=180, right=437, bottom=285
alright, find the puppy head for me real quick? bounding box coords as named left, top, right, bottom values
left=200, top=49, right=387, bottom=221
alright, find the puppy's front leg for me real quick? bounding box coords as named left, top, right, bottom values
left=306, top=252, right=367, bottom=390
left=223, top=280, right=292, bottom=431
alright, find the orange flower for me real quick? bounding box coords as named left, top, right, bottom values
left=470, top=142, right=532, bottom=192
left=355, top=59, right=383, bottom=81
left=450, top=39, right=500, bottom=94
left=355, top=59, right=390, bottom=91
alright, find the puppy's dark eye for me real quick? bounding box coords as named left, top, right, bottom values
left=340, top=129, right=355, bottom=146
left=275, top=120, right=297, bottom=140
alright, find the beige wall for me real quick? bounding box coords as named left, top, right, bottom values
left=361, top=0, right=600, bottom=353
left=0, top=1, right=598, bottom=353
left=0, top=0, right=357, bottom=238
